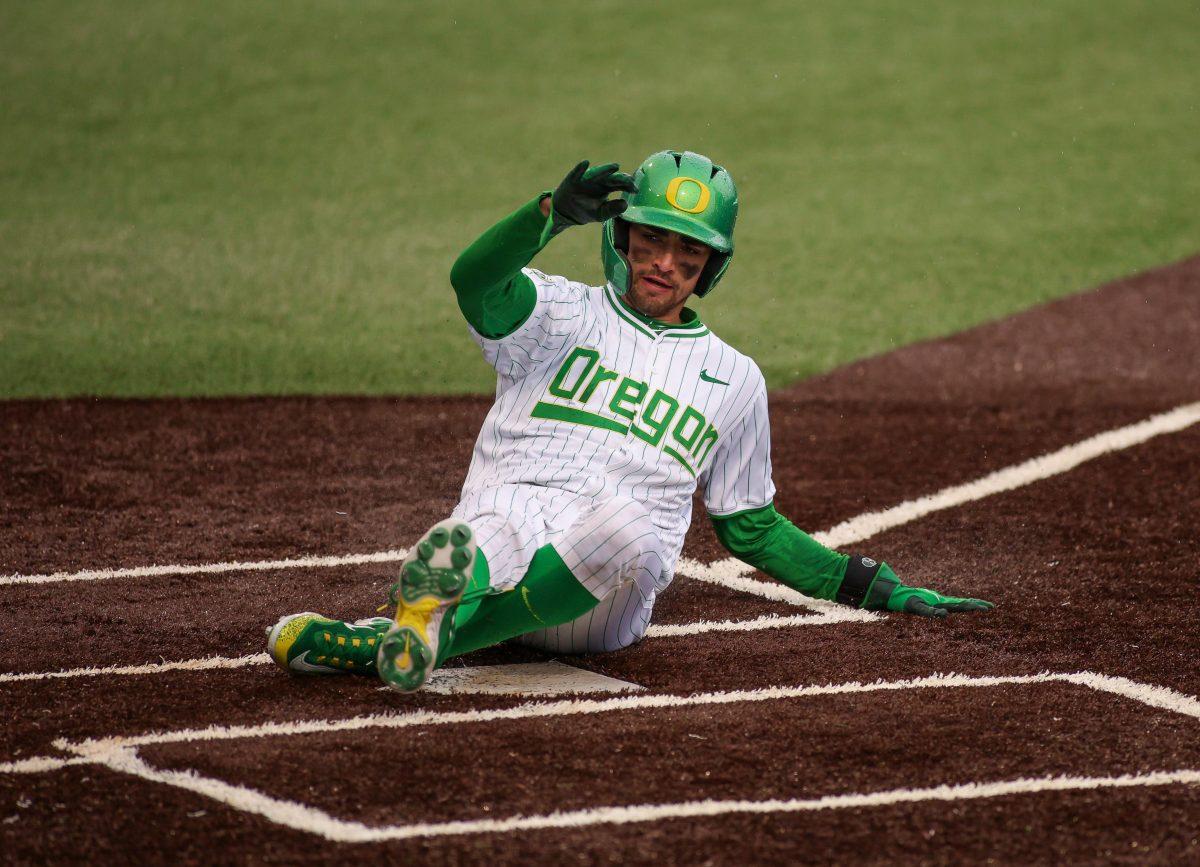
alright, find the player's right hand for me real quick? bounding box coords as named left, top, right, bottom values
left=844, top=556, right=994, bottom=618
left=545, top=160, right=638, bottom=238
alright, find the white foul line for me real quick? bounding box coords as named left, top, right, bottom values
left=1063, top=671, right=1200, bottom=719
left=7, top=669, right=1195, bottom=775
left=0, top=549, right=409, bottom=587
left=813, top=401, right=1200, bottom=550
left=644, top=610, right=859, bottom=638
left=682, top=400, right=1200, bottom=592
left=55, top=670, right=1200, bottom=756
left=0, top=653, right=271, bottom=684
left=82, top=744, right=1200, bottom=845
left=27, top=669, right=1200, bottom=842
left=0, top=755, right=94, bottom=774
left=4, top=401, right=1197, bottom=589
left=88, top=751, right=1200, bottom=844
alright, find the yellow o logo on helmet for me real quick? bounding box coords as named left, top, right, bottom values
left=665, top=177, right=711, bottom=214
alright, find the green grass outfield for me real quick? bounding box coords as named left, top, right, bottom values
left=2, top=0, right=1198, bottom=397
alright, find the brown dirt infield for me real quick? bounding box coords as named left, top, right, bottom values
left=2, top=255, right=1199, bottom=864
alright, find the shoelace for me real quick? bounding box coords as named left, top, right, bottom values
left=313, top=623, right=384, bottom=670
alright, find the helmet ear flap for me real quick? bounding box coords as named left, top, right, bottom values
left=613, top=217, right=630, bottom=254
left=613, top=219, right=632, bottom=293
left=601, top=218, right=634, bottom=295
left=692, top=251, right=730, bottom=298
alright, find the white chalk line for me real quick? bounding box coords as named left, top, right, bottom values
left=813, top=400, right=1200, bottom=550
left=1064, top=671, right=1200, bottom=719
left=51, top=670, right=1200, bottom=758
left=5, top=400, right=1197, bottom=591
left=0, top=755, right=95, bottom=774
left=0, top=653, right=272, bottom=684
left=3, top=671, right=1169, bottom=776
left=0, top=549, right=410, bottom=587
left=88, top=750, right=1200, bottom=844
left=644, top=610, right=861, bottom=638
left=21, top=669, right=1198, bottom=841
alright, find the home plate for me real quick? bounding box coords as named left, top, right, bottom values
left=385, top=661, right=643, bottom=696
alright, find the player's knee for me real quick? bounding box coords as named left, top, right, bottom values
left=600, top=496, right=660, bottom=561
left=561, top=496, right=666, bottom=599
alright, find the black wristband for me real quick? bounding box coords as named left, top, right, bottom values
left=836, top=556, right=901, bottom=609
left=835, top=556, right=881, bottom=607
left=863, top=564, right=900, bottom=610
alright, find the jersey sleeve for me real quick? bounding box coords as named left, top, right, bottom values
left=468, top=268, right=589, bottom=381
left=701, top=371, right=776, bottom=517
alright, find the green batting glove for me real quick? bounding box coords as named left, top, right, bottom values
left=835, top=557, right=994, bottom=618
left=542, top=160, right=638, bottom=242
left=885, top=584, right=995, bottom=618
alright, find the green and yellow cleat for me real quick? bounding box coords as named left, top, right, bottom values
left=266, top=613, right=393, bottom=675
left=377, top=519, right=475, bottom=693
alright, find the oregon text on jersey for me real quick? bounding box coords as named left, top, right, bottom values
left=531, top=345, right=719, bottom=477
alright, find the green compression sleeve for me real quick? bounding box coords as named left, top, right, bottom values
left=448, top=193, right=554, bottom=339
left=711, top=504, right=849, bottom=601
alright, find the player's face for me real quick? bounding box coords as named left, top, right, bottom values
left=624, top=223, right=712, bottom=322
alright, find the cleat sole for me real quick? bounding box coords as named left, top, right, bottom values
left=377, top=627, right=434, bottom=692
left=378, top=519, right=475, bottom=693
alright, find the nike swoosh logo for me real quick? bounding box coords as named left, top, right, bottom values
left=699, top=370, right=729, bottom=386
left=289, top=651, right=336, bottom=674
left=521, top=586, right=546, bottom=624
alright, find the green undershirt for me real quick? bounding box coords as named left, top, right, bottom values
left=448, top=194, right=550, bottom=339
left=711, top=504, right=850, bottom=601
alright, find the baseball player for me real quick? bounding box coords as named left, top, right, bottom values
left=267, top=151, right=993, bottom=691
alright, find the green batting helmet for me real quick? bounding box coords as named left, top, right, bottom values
left=602, top=150, right=738, bottom=298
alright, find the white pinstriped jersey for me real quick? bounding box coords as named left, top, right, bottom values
left=463, top=268, right=775, bottom=582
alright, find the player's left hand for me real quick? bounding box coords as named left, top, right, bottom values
left=885, top=584, right=994, bottom=618
left=545, top=160, right=639, bottom=238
